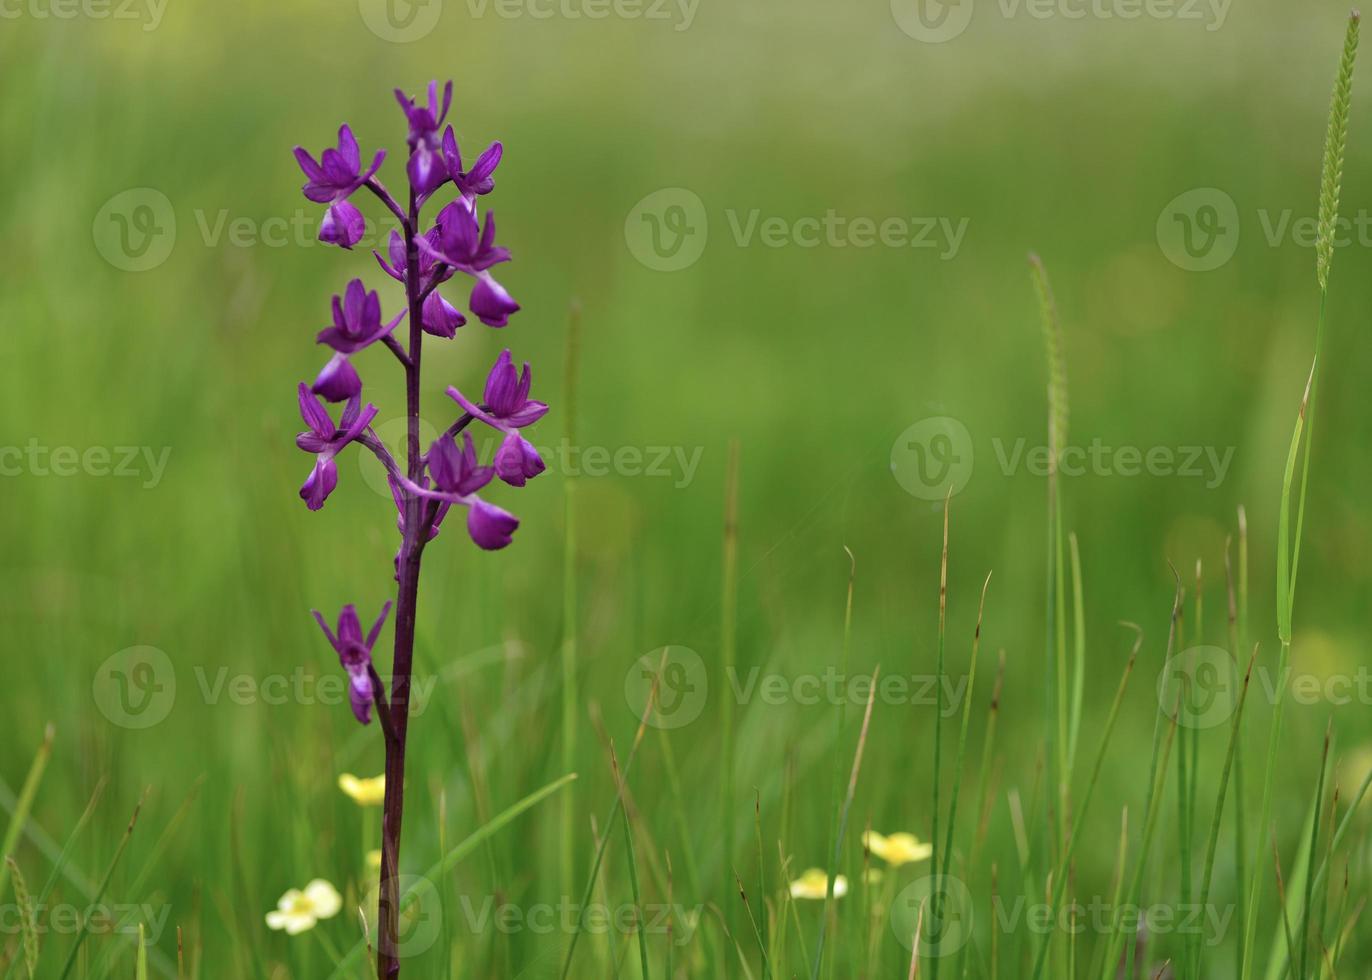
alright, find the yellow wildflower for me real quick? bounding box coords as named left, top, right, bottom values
left=788, top=868, right=848, bottom=900
left=265, top=879, right=342, bottom=935
left=863, top=830, right=933, bottom=867
left=338, top=773, right=386, bottom=806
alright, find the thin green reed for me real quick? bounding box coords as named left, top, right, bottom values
left=928, top=496, right=949, bottom=980
left=1242, top=15, right=1359, bottom=980
left=938, top=571, right=993, bottom=919
left=1190, top=644, right=1258, bottom=978
left=560, top=302, right=583, bottom=901
left=1297, top=723, right=1332, bottom=980
left=720, top=439, right=741, bottom=958
left=1225, top=521, right=1249, bottom=978
left=1029, top=627, right=1140, bottom=980
left=1029, top=252, right=1071, bottom=871
left=1099, top=583, right=1181, bottom=980
left=812, top=548, right=855, bottom=980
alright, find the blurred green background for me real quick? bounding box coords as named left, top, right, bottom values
left=2, top=0, right=1371, bottom=975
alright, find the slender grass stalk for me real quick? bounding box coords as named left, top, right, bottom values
left=58, top=789, right=147, bottom=980
left=814, top=549, right=856, bottom=979
left=613, top=743, right=651, bottom=980
left=560, top=301, right=584, bottom=901
left=972, top=650, right=1005, bottom=854
left=721, top=438, right=741, bottom=950
left=1191, top=644, right=1259, bottom=977
left=928, top=492, right=950, bottom=980
left=561, top=651, right=669, bottom=978
left=813, top=664, right=880, bottom=976
left=938, top=571, right=993, bottom=901
left=752, top=793, right=772, bottom=980
left=1272, top=828, right=1300, bottom=976
left=736, top=869, right=770, bottom=979
left=0, top=724, right=54, bottom=903
left=1297, top=722, right=1333, bottom=979
left=1119, top=699, right=1181, bottom=980
left=1100, top=584, right=1181, bottom=980
left=1067, top=533, right=1085, bottom=780
left=5, top=857, right=37, bottom=978
left=1225, top=530, right=1249, bottom=978
left=906, top=898, right=926, bottom=980
left=1029, top=625, right=1140, bottom=980
left=1245, top=23, right=1359, bottom=978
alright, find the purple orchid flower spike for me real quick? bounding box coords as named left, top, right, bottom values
left=295, top=384, right=378, bottom=510
left=289, top=82, right=549, bottom=978
left=447, top=350, right=548, bottom=487
left=395, top=81, right=453, bottom=196
left=313, top=280, right=400, bottom=401
left=312, top=602, right=392, bottom=724
left=442, top=127, right=502, bottom=198
left=293, top=125, right=385, bottom=249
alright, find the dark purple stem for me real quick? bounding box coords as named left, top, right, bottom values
left=377, top=185, right=427, bottom=980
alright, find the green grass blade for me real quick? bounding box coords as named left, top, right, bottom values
left=560, top=300, right=583, bottom=901
left=5, top=857, right=38, bottom=978
left=0, top=725, right=54, bottom=903
left=58, top=789, right=147, bottom=980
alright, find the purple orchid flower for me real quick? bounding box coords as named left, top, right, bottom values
left=412, top=432, right=519, bottom=550
left=446, top=350, right=548, bottom=487
left=295, top=384, right=378, bottom=510
left=374, top=230, right=466, bottom=338
left=312, top=602, right=392, bottom=724
left=442, top=127, right=502, bottom=198
left=418, top=203, right=519, bottom=327
left=395, top=81, right=453, bottom=197
left=293, top=125, right=385, bottom=249
left=312, top=279, right=399, bottom=401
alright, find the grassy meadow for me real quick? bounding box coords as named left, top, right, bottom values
left=3, top=0, right=1372, bottom=976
